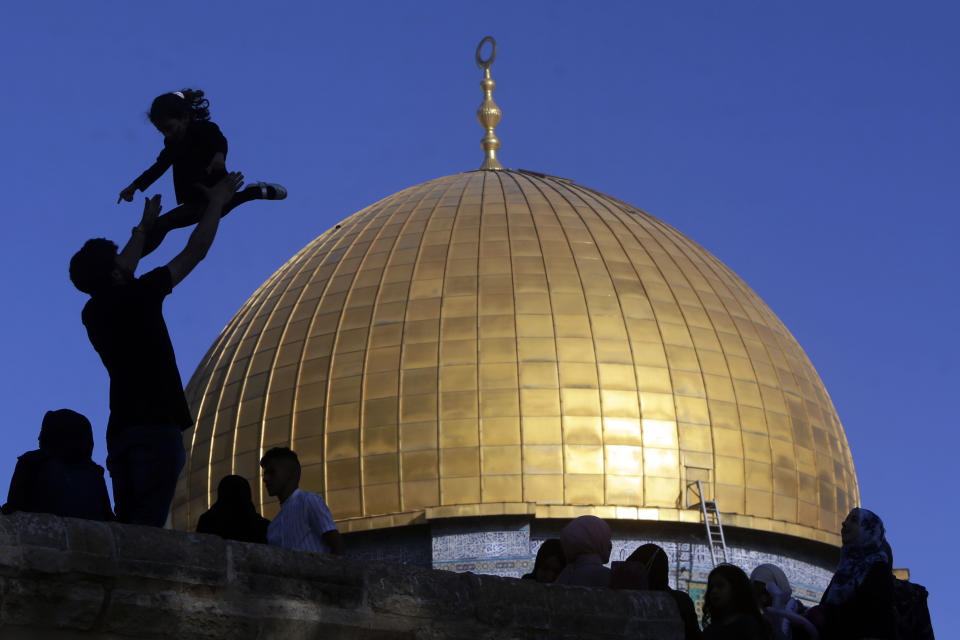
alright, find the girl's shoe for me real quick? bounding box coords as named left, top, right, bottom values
left=250, top=182, right=287, bottom=200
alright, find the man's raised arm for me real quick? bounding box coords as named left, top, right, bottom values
left=115, top=194, right=162, bottom=274
left=166, top=172, right=243, bottom=287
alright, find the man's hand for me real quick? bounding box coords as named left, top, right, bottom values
left=117, top=184, right=137, bottom=204
left=138, top=194, right=162, bottom=230
left=196, top=172, right=244, bottom=206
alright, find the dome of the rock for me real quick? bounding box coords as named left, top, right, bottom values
left=171, top=168, right=858, bottom=549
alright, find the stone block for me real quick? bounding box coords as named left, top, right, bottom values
left=13, top=512, right=67, bottom=549
left=0, top=576, right=105, bottom=630
left=64, top=518, right=114, bottom=556
left=111, top=523, right=226, bottom=586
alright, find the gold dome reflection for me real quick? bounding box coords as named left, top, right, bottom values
left=172, top=169, right=857, bottom=546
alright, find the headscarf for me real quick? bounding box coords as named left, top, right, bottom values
left=212, top=474, right=257, bottom=514
left=822, top=507, right=890, bottom=605
left=39, top=409, right=94, bottom=463
left=627, top=543, right=669, bottom=590
left=560, top=515, right=612, bottom=564
left=522, top=539, right=566, bottom=582
left=751, top=563, right=792, bottom=599
left=196, top=475, right=268, bottom=543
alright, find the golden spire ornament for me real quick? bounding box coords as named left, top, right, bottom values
left=476, top=36, right=503, bottom=170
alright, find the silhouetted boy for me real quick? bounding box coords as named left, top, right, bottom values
left=196, top=474, right=270, bottom=543
left=260, top=447, right=344, bottom=554
left=69, top=173, right=243, bottom=526
left=2, top=409, right=114, bottom=521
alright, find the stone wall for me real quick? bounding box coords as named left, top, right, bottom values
left=0, top=513, right=682, bottom=639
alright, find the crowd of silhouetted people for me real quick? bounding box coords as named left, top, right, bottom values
left=519, top=510, right=933, bottom=639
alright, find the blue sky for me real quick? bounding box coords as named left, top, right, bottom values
left=3, top=2, right=956, bottom=630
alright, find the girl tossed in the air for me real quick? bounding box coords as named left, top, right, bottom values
left=117, top=89, right=286, bottom=255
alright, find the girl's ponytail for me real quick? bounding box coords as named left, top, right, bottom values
left=148, top=88, right=211, bottom=126
left=179, top=89, right=210, bottom=121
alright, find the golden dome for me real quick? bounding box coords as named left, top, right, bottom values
left=172, top=169, right=858, bottom=545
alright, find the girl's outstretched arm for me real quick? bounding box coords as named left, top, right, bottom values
left=117, top=148, right=173, bottom=203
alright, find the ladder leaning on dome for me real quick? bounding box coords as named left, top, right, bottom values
left=688, top=480, right=729, bottom=567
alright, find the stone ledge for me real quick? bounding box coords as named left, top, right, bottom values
left=0, top=513, right=682, bottom=639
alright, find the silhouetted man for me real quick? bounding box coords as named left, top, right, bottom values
left=69, top=173, right=243, bottom=526
left=260, top=447, right=344, bottom=554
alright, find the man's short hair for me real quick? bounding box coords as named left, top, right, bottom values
left=260, top=447, right=301, bottom=475
left=69, top=238, right=119, bottom=294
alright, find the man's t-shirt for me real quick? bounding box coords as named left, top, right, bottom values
left=82, top=266, right=192, bottom=436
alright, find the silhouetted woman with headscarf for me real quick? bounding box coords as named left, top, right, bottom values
left=196, top=475, right=270, bottom=543
left=622, top=544, right=701, bottom=639
left=818, top=508, right=894, bottom=640
left=522, top=538, right=567, bottom=583
left=555, top=515, right=613, bottom=587
left=2, top=409, right=114, bottom=520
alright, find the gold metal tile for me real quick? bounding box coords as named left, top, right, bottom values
left=561, top=388, right=601, bottom=416
left=401, top=449, right=438, bottom=480
left=743, top=433, right=772, bottom=463
left=399, top=393, right=437, bottom=423
left=644, top=476, right=679, bottom=507
left=479, top=389, right=520, bottom=417
left=478, top=338, right=517, bottom=363
left=524, top=475, right=564, bottom=503
left=401, top=367, right=437, bottom=395
left=440, top=339, right=477, bottom=365
left=639, top=392, right=676, bottom=421
left=564, top=475, right=604, bottom=504
left=515, top=292, right=551, bottom=314
left=595, top=340, right=632, bottom=364
left=716, top=456, right=745, bottom=486
left=556, top=338, right=595, bottom=362
left=479, top=362, right=518, bottom=389
left=402, top=342, right=439, bottom=368
left=601, top=389, right=640, bottom=418
left=520, top=388, right=562, bottom=416
left=439, top=391, right=479, bottom=420
left=326, top=402, right=359, bottom=433
left=565, top=445, right=604, bottom=474
left=480, top=417, right=521, bottom=445
left=559, top=362, right=598, bottom=388
left=441, top=476, right=480, bottom=505
left=327, top=430, right=359, bottom=461
left=363, top=453, right=399, bottom=486
left=364, top=483, right=400, bottom=514
left=605, top=475, right=643, bottom=505
left=439, top=418, right=480, bottom=448
left=522, top=416, right=562, bottom=444
left=555, top=314, right=592, bottom=338
left=440, top=316, right=477, bottom=341
left=482, top=475, right=523, bottom=502
left=605, top=445, right=643, bottom=476
left=518, top=362, right=559, bottom=388
left=517, top=338, right=557, bottom=362
left=442, top=295, right=477, bottom=318
left=481, top=445, right=522, bottom=475
left=642, top=419, right=679, bottom=449
left=402, top=479, right=439, bottom=510
left=603, top=417, right=643, bottom=446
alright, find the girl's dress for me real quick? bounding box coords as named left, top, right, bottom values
left=133, top=120, right=228, bottom=205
